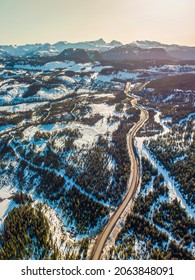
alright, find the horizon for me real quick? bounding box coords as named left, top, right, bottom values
left=0, top=0, right=194, bottom=47
left=1, top=38, right=195, bottom=48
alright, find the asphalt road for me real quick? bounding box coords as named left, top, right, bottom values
left=90, top=83, right=148, bottom=260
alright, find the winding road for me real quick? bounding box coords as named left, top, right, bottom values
left=90, top=82, right=148, bottom=260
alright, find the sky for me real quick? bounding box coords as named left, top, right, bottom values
left=0, top=0, right=194, bottom=46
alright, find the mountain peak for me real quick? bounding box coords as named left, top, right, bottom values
left=109, top=40, right=123, bottom=47
left=91, top=38, right=106, bottom=45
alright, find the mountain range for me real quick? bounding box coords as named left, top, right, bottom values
left=0, top=39, right=195, bottom=61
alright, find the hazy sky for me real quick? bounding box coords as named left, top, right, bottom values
left=0, top=0, right=194, bottom=46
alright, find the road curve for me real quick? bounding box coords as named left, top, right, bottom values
left=90, top=83, right=148, bottom=260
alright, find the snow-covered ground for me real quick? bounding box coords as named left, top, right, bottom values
left=0, top=82, right=29, bottom=105
left=135, top=111, right=195, bottom=218
left=13, top=61, right=113, bottom=74
left=96, top=71, right=139, bottom=83
left=42, top=204, right=76, bottom=256
left=148, top=64, right=195, bottom=74
left=36, top=86, right=72, bottom=100
left=0, top=186, right=16, bottom=231
left=0, top=124, right=16, bottom=133
left=57, top=75, right=76, bottom=84
left=0, top=58, right=194, bottom=258
left=0, top=88, right=121, bottom=240
left=14, top=61, right=75, bottom=71
left=70, top=103, right=120, bottom=148
left=0, top=102, right=49, bottom=113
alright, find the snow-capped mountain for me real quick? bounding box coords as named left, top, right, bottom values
left=0, top=39, right=194, bottom=61
left=0, top=43, right=52, bottom=57
left=0, top=39, right=122, bottom=58
left=133, top=40, right=195, bottom=60
left=102, top=45, right=172, bottom=61
left=54, top=38, right=123, bottom=53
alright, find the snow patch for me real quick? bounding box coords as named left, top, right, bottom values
left=14, top=61, right=75, bottom=71
left=36, top=86, right=72, bottom=100
left=0, top=186, right=17, bottom=230
left=0, top=102, right=49, bottom=113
